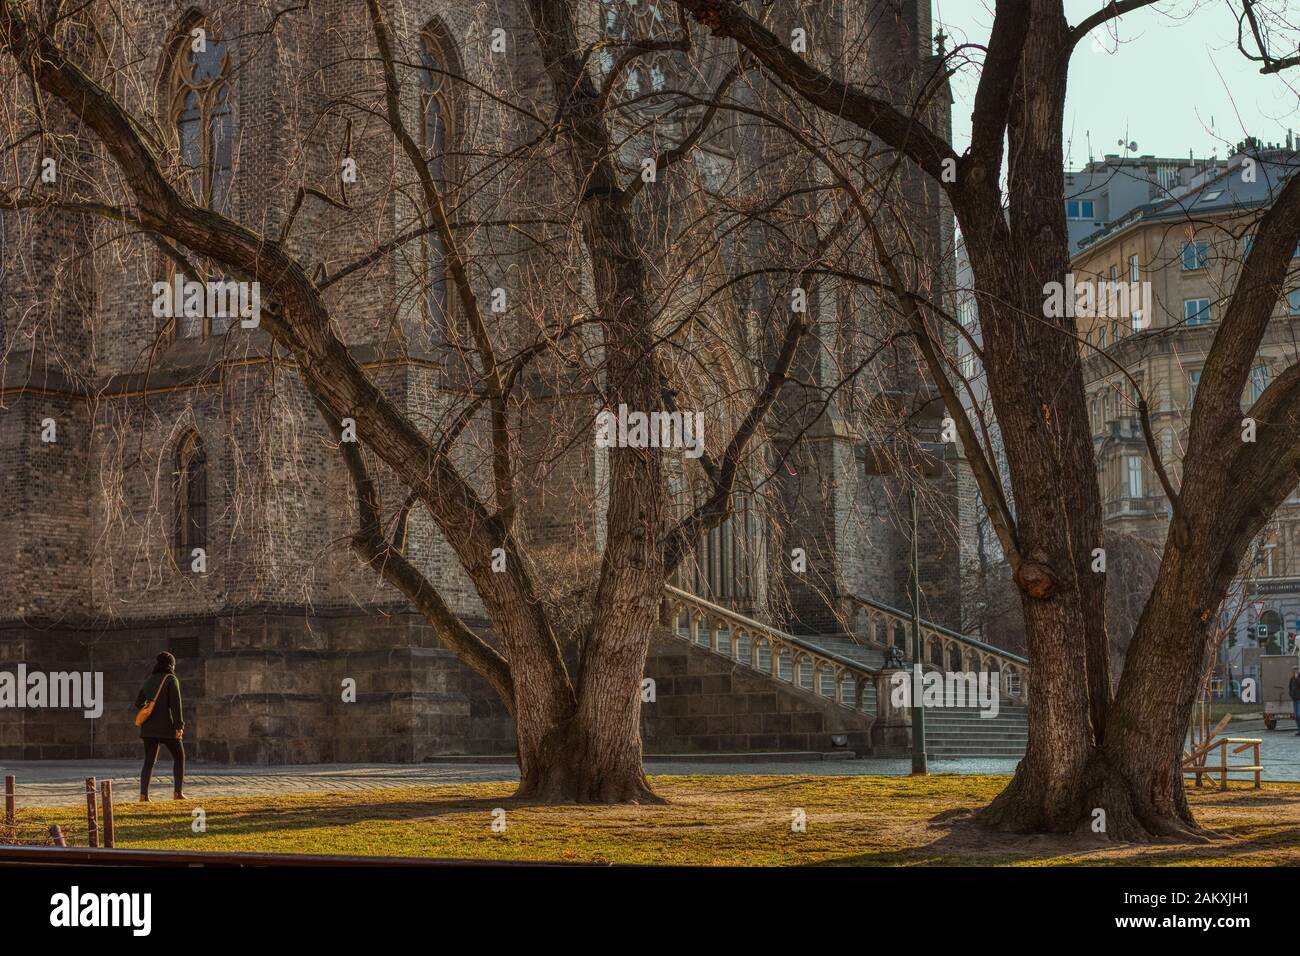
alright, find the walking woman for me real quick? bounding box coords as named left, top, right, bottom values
left=135, top=651, right=186, bottom=801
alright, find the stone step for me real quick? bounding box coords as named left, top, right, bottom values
left=664, top=602, right=1028, bottom=756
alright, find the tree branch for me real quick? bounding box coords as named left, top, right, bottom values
left=671, top=0, right=959, bottom=184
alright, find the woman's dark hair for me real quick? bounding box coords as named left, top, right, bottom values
left=152, top=651, right=177, bottom=675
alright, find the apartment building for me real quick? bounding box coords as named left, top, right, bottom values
left=1073, top=139, right=1300, bottom=658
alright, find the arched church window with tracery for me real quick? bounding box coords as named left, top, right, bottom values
left=165, top=16, right=233, bottom=339
left=598, top=0, right=678, bottom=97
left=418, top=23, right=458, bottom=345
left=169, top=19, right=232, bottom=212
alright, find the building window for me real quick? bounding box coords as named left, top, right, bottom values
left=959, top=349, right=976, bottom=380
left=1289, top=289, right=1300, bottom=315
left=1188, top=369, right=1202, bottom=404
left=1129, top=254, right=1139, bottom=282
left=600, top=0, right=675, bottom=93
left=418, top=25, right=458, bottom=345
left=174, top=432, right=207, bottom=565
left=170, top=22, right=231, bottom=212
left=957, top=299, right=976, bottom=328
left=1065, top=199, right=1095, bottom=220
left=1127, top=456, right=1143, bottom=499
left=167, top=18, right=232, bottom=339
left=1181, top=240, right=1209, bottom=271
left=1250, top=364, right=1271, bottom=403
left=1184, top=298, right=1212, bottom=325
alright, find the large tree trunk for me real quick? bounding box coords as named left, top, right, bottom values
left=971, top=3, right=1111, bottom=831
left=1082, top=515, right=1238, bottom=839
left=516, top=720, right=657, bottom=803
left=514, top=615, right=660, bottom=802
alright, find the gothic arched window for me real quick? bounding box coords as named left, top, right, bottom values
left=169, top=19, right=232, bottom=211
left=174, top=432, right=208, bottom=565
left=598, top=0, right=676, bottom=97
left=418, top=25, right=457, bottom=345
left=165, top=16, right=233, bottom=339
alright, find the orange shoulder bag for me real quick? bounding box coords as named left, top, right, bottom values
left=134, top=676, right=169, bottom=728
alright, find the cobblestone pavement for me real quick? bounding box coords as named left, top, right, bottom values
left=6, top=721, right=1298, bottom=808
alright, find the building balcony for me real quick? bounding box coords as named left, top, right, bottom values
left=1104, top=495, right=1166, bottom=520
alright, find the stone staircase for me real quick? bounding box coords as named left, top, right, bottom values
left=924, top=705, right=1028, bottom=758
left=660, top=586, right=1029, bottom=758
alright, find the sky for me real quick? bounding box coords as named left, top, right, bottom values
left=935, top=0, right=1300, bottom=168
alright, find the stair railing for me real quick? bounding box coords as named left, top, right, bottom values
left=843, top=594, right=1029, bottom=704
left=661, top=585, right=881, bottom=715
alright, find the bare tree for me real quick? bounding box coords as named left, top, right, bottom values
left=671, top=0, right=1300, bottom=838
left=1, top=0, right=943, bottom=801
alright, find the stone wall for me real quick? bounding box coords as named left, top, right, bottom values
left=641, top=631, right=873, bottom=754
left=1, top=614, right=880, bottom=762
left=0, top=607, right=514, bottom=763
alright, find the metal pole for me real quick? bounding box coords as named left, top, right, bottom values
left=910, top=484, right=928, bottom=775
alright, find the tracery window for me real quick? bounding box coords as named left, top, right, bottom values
left=418, top=24, right=458, bottom=344
left=166, top=18, right=233, bottom=338
left=598, top=0, right=679, bottom=97
left=170, top=21, right=232, bottom=212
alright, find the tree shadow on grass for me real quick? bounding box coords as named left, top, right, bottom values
left=110, top=793, right=534, bottom=845
left=809, top=805, right=1300, bottom=866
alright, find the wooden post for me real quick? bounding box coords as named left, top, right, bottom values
left=84, top=776, right=98, bottom=848
left=4, top=774, right=13, bottom=826
left=48, top=824, right=66, bottom=847
left=100, top=779, right=114, bottom=848
left=1219, top=739, right=1228, bottom=791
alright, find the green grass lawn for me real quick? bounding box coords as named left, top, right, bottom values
left=1209, top=702, right=1265, bottom=721
left=8, top=774, right=1300, bottom=865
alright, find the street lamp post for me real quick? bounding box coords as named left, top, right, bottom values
left=909, top=483, right=927, bottom=775
left=865, top=439, right=946, bottom=777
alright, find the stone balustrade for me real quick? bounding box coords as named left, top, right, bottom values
left=662, top=586, right=881, bottom=716
left=661, top=585, right=1031, bottom=714
left=844, top=595, right=1030, bottom=704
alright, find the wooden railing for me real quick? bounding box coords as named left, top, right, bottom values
left=662, top=585, right=881, bottom=716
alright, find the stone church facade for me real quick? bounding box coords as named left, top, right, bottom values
left=0, top=0, right=977, bottom=763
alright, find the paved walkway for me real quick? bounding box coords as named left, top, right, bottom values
left=0, top=755, right=1021, bottom=808
left=6, top=718, right=1298, bottom=808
